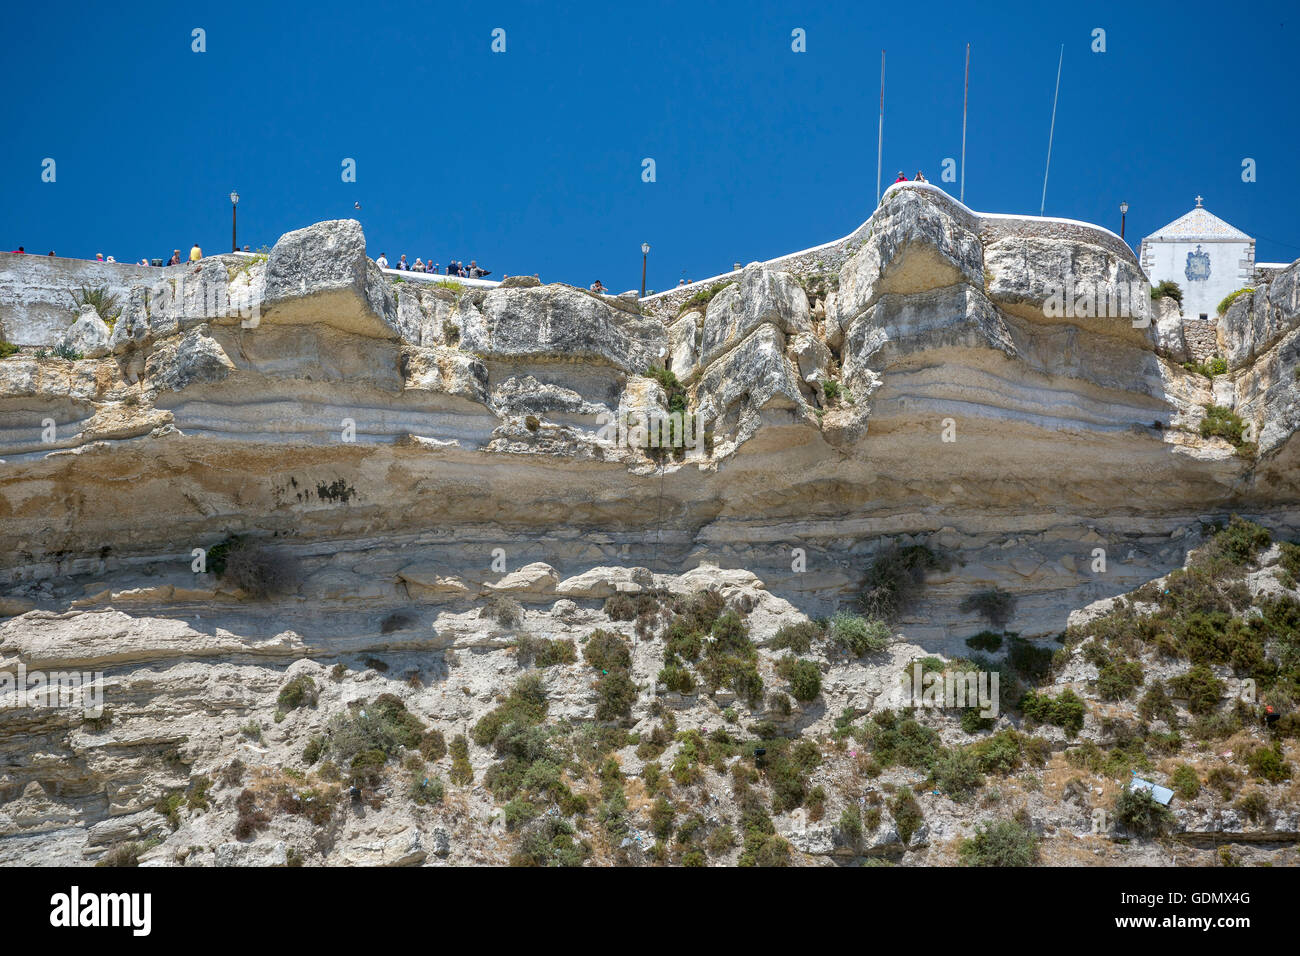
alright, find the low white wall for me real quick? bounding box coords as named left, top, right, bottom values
left=0, top=253, right=175, bottom=345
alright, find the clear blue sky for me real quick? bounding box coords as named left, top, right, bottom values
left=3, top=0, right=1297, bottom=289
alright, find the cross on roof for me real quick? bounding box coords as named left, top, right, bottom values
left=1195, top=195, right=1204, bottom=207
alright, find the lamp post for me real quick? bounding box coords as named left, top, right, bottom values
left=640, top=242, right=650, bottom=297
left=230, top=191, right=240, bottom=253
left=1119, top=200, right=1128, bottom=242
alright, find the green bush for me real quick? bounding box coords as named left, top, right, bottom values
left=595, top=669, right=637, bottom=723
left=276, top=675, right=318, bottom=713
left=472, top=674, right=549, bottom=746
left=0, top=339, right=18, bottom=359
left=1007, top=636, right=1053, bottom=681
left=514, top=635, right=577, bottom=667
left=1150, top=280, right=1182, bottom=304
left=958, top=819, right=1038, bottom=866
left=889, top=790, right=925, bottom=844
left=866, top=710, right=941, bottom=769
left=658, top=663, right=696, bottom=694
left=828, top=612, right=891, bottom=656
left=838, top=807, right=863, bottom=849
left=677, top=280, right=734, bottom=315
left=1246, top=744, right=1291, bottom=783
left=783, top=657, right=822, bottom=702
left=1019, top=689, right=1086, bottom=737
left=1170, top=764, right=1200, bottom=799
left=1113, top=787, right=1174, bottom=837
left=449, top=735, right=473, bottom=785
left=1168, top=664, right=1224, bottom=715
left=1217, top=288, right=1252, bottom=315
left=932, top=748, right=984, bottom=801
left=584, top=629, right=631, bottom=673
left=1200, top=405, right=1249, bottom=448
left=68, top=285, right=122, bottom=325
left=1234, top=789, right=1269, bottom=823
left=1097, top=659, right=1144, bottom=701
left=645, top=364, right=688, bottom=414
left=771, top=620, right=822, bottom=653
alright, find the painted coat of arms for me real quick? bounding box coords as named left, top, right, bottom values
left=1185, top=244, right=1211, bottom=282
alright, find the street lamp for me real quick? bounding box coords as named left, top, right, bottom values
left=640, top=242, right=650, bottom=298
left=230, top=191, right=240, bottom=253
left=1119, top=200, right=1129, bottom=241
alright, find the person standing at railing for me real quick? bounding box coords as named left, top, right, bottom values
left=376, top=253, right=389, bottom=269
left=467, top=260, right=491, bottom=279
left=413, top=258, right=426, bottom=273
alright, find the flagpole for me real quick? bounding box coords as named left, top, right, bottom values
left=1040, top=44, right=1063, bottom=217
left=876, top=50, right=885, bottom=206
left=960, top=43, right=970, bottom=203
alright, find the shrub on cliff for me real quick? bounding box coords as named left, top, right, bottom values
left=828, top=613, right=891, bottom=656
left=1200, top=405, right=1249, bottom=448
left=888, top=790, right=925, bottom=844
left=276, top=675, right=318, bottom=715
left=213, top=538, right=300, bottom=599
left=1019, top=689, right=1086, bottom=737
left=771, top=620, right=823, bottom=653
left=0, top=339, right=18, bottom=359
left=1113, top=786, right=1173, bottom=837
left=1217, top=287, right=1252, bottom=315
left=1150, top=280, right=1182, bottom=304
left=68, top=285, right=122, bottom=326
left=583, top=629, right=631, bottom=673
left=959, top=818, right=1038, bottom=866
left=779, top=656, right=822, bottom=702
left=859, top=544, right=948, bottom=620
left=961, top=588, right=1018, bottom=630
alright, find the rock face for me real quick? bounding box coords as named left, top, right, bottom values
left=0, top=185, right=1298, bottom=867
left=261, top=219, right=402, bottom=340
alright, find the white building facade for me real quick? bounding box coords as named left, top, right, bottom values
left=1139, top=198, right=1255, bottom=321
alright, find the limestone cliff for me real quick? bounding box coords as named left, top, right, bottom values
left=0, top=184, right=1297, bottom=867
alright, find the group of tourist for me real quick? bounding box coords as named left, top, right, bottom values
left=7, top=242, right=232, bottom=266
left=375, top=254, right=492, bottom=279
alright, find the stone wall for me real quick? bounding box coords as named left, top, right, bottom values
left=0, top=253, right=169, bottom=345
left=641, top=181, right=1139, bottom=318
left=1183, top=318, right=1220, bottom=362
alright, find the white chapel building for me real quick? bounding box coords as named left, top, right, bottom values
left=1139, top=197, right=1255, bottom=321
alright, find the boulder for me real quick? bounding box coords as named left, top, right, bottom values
left=144, top=327, right=236, bottom=393
left=61, top=306, right=111, bottom=359
left=698, top=265, right=810, bottom=368
left=260, top=219, right=405, bottom=340
left=694, top=324, right=813, bottom=450
left=835, top=187, right=984, bottom=327
left=465, top=285, right=667, bottom=373
left=984, top=236, right=1153, bottom=344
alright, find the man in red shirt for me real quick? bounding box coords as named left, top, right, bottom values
left=895, top=172, right=908, bottom=183
left=10, top=246, right=24, bottom=254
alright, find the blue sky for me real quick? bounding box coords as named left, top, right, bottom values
left=3, top=0, right=1297, bottom=289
